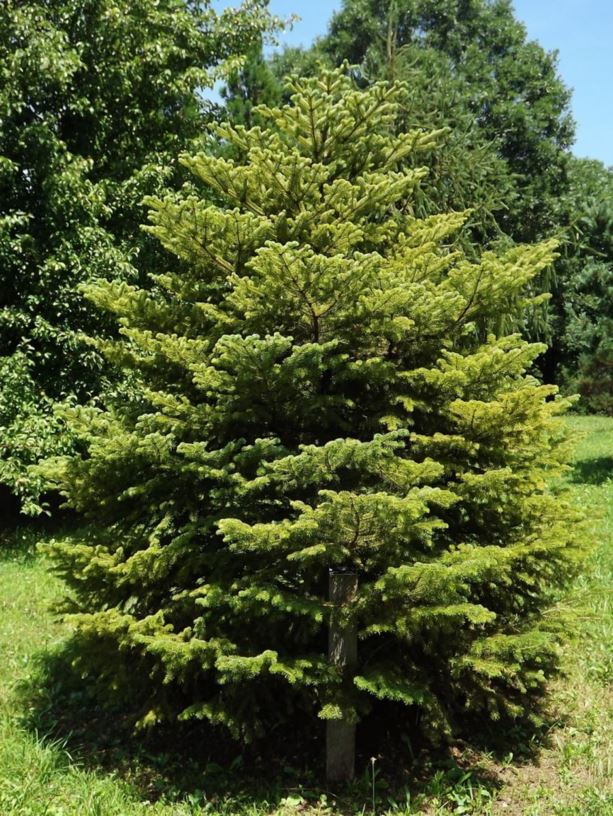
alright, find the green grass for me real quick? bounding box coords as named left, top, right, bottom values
left=0, top=416, right=611, bottom=815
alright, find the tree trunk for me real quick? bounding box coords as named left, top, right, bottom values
left=326, top=566, right=358, bottom=785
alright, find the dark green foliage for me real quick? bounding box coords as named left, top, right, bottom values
left=554, top=160, right=613, bottom=413
left=318, top=0, right=574, bottom=241
left=0, top=0, right=278, bottom=505
left=221, top=43, right=282, bottom=128
left=44, top=72, right=584, bottom=748
left=0, top=354, right=73, bottom=515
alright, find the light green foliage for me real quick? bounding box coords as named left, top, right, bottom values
left=239, top=43, right=514, bottom=242
left=0, top=0, right=279, bottom=506
left=43, top=70, right=584, bottom=747
left=264, top=0, right=580, bottom=383
left=0, top=419, right=609, bottom=816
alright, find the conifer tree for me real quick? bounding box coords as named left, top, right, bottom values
left=44, top=70, right=584, bottom=748
left=265, top=0, right=581, bottom=386
left=221, top=42, right=282, bottom=128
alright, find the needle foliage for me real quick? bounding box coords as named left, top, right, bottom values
left=43, top=70, right=584, bottom=747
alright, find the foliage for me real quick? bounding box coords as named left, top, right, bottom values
left=0, top=0, right=280, bottom=506
left=317, top=0, right=574, bottom=242
left=221, top=42, right=283, bottom=128
left=41, top=71, right=585, bottom=751
left=0, top=417, right=609, bottom=816
left=231, top=42, right=514, bottom=242
left=554, top=159, right=613, bottom=413
left=0, top=354, right=74, bottom=515
left=259, top=0, right=579, bottom=380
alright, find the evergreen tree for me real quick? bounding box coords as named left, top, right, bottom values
left=266, top=0, right=578, bottom=382
left=44, top=70, right=583, bottom=749
left=318, top=0, right=574, bottom=243
left=221, top=43, right=282, bottom=128
left=248, top=40, right=514, bottom=241
left=554, top=159, right=613, bottom=413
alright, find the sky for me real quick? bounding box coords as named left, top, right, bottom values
left=220, top=0, right=613, bottom=166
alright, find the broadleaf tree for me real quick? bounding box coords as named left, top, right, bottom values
left=0, top=0, right=280, bottom=509
left=43, top=70, right=584, bottom=751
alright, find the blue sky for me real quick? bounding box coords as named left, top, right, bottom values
left=221, top=0, right=612, bottom=166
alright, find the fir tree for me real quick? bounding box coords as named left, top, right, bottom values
left=221, top=43, right=282, bottom=127
left=44, top=70, right=584, bottom=749
left=267, top=0, right=581, bottom=386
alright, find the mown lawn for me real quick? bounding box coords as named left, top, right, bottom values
left=0, top=416, right=611, bottom=815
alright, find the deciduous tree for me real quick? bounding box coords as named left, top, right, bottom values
left=0, top=0, right=279, bottom=507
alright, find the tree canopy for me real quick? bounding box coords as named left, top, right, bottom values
left=0, top=0, right=280, bottom=507
left=226, top=0, right=590, bottom=389
left=272, top=0, right=575, bottom=244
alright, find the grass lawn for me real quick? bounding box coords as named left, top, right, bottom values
left=0, top=416, right=611, bottom=815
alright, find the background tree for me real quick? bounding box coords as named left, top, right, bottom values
left=554, top=159, right=613, bottom=413
left=221, top=41, right=282, bottom=128
left=318, top=0, right=574, bottom=242
left=229, top=38, right=515, bottom=242
left=0, top=354, right=73, bottom=515
left=251, top=0, right=581, bottom=385
left=0, top=0, right=280, bottom=508
left=44, top=71, right=582, bottom=754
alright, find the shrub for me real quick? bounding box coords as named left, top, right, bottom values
left=0, top=353, right=73, bottom=515
left=44, top=70, right=584, bottom=747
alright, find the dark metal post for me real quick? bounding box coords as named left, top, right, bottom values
left=326, top=566, right=358, bottom=785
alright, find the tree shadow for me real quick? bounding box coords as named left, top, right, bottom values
left=0, top=505, right=77, bottom=562
left=18, top=644, right=327, bottom=809
left=6, top=516, right=571, bottom=812
left=1, top=520, right=50, bottom=562
left=570, top=456, right=613, bottom=485
left=16, top=641, right=566, bottom=813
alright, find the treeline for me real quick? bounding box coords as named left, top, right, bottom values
left=0, top=0, right=611, bottom=514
